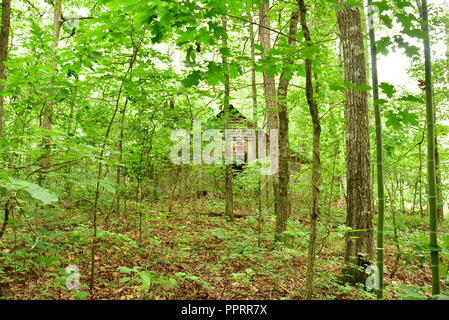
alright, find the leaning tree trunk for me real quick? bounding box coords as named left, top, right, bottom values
left=259, top=0, right=281, bottom=240
left=336, top=1, right=374, bottom=284
left=222, top=17, right=233, bottom=221
left=115, top=98, right=129, bottom=219
left=89, top=31, right=145, bottom=290
left=0, top=0, right=11, bottom=138
left=299, top=0, right=322, bottom=300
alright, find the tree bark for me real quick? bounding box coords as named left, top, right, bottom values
left=259, top=0, right=280, bottom=239
left=250, top=14, right=258, bottom=124
left=399, top=175, right=405, bottom=213
left=249, top=12, right=262, bottom=244
left=367, top=0, right=386, bottom=296
left=438, top=0, right=449, bottom=222
left=64, top=95, right=76, bottom=199
left=412, top=177, right=418, bottom=213
left=435, top=137, right=444, bottom=221
left=115, top=98, right=129, bottom=218
left=40, top=0, right=63, bottom=178
left=0, top=0, right=11, bottom=138
left=0, top=199, right=10, bottom=241
left=222, top=17, right=233, bottom=221
left=419, top=0, right=441, bottom=295
left=446, top=0, right=449, bottom=70
left=386, top=182, right=402, bottom=279
left=336, top=2, right=374, bottom=284
left=298, top=0, right=321, bottom=300
left=275, top=9, right=298, bottom=242
left=419, top=136, right=424, bottom=218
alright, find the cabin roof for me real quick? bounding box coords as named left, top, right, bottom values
left=215, top=104, right=248, bottom=121
left=205, top=104, right=253, bottom=129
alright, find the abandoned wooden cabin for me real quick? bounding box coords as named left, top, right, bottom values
left=154, top=105, right=310, bottom=200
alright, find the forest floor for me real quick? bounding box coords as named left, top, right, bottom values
left=0, top=195, right=446, bottom=300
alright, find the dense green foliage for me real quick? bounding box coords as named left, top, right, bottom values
left=0, top=0, right=448, bottom=300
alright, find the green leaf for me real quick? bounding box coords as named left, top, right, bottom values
left=134, top=10, right=154, bottom=26
left=72, top=289, right=88, bottom=300
left=25, top=184, right=58, bottom=205
left=88, top=51, right=102, bottom=60
left=219, top=48, right=231, bottom=57
left=385, top=111, right=401, bottom=129
left=1, top=177, right=58, bottom=205
left=376, top=37, right=392, bottom=56
left=229, top=62, right=243, bottom=79
left=399, top=94, right=424, bottom=103
left=150, top=21, right=164, bottom=44
left=343, top=81, right=355, bottom=89
left=398, top=285, right=424, bottom=300
left=329, top=83, right=345, bottom=92
left=138, top=272, right=152, bottom=290
left=182, top=70, right=203, bottom=87
left=354, top=84, right=372, bottom=91
left=404, top=45, right=420, bottom=58
left=331, top=3, right=344, bottom=10
left=206, top=61, right=224, bottom=86
left=168, top=278, right=179, bottom=289
left=405, top=29, right=427, bottom=40
left=374, top=98, right=388, bottom=105
left=119, top=277, right=131, bottom=283
left=379, top=82, right=396, bottom=98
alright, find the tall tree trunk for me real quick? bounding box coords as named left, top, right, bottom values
left=419, top=136, right=424, bottom=218
left=275, top=9, right=298, bottom=242
left=336, top=1, right=374, bottom=284
left=222, top=17, right=233, bottom=221
left=419, top=0, right=441, bottom=296
left=412, top=177, right=418, bottom=213
left=249, top=12, right=262, bottom=245
left=0, top=199, right=10, bottom=241
left=386, top=182, right=402, bottom=279
left=115, top=98, right=128, bottom=218
left=446, top=0, right=449, bottom=69
left=399, top=175, right=405, bottom=213
left=40, top=0, right=62, bottom=180
left=435, top=138, right=444, bottom=221
left=64, top=98, right=76, bottom=199
left=249, top=14, right=257, bottom=124
left=259, top=0, right=281, bottom=239
left=367, top=0, right=386, bottom=296
left=438, top=0, right=449, bottom=222
left=0, top=0, right=11, bottom=138
left=299, top=0, right=321, bottom=300
left=89, top=31, right=145, bottom=290
left=326, top=132, right=340, bottom=216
